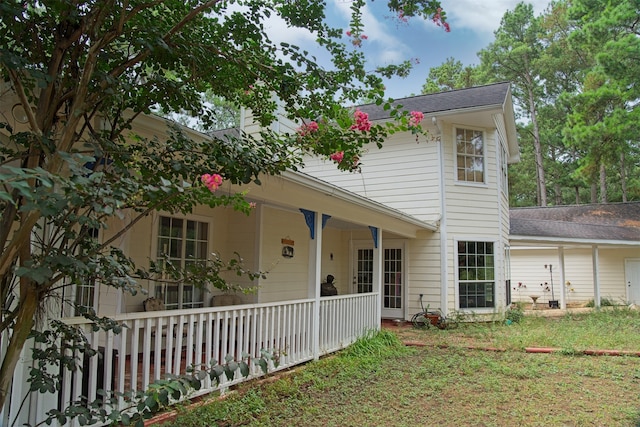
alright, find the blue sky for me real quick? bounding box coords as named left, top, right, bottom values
left=264, top=0, right=551, bottom=99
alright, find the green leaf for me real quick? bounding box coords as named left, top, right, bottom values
left=121, top=413, right=131, bottom=425
left=239, top=361, right=249, bottom=377
left=256, top=358, right=268, bottom=375
left=15, top=266, right=53, bottom=284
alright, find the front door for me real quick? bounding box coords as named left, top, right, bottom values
left=626, top=259, right=640, bottom=304
left=353, top=242, right=405, bottom=319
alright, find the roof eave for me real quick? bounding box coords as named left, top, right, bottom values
left=282, top=171, right=438, bottom=233
left=510, top=235, right=640, bottom=247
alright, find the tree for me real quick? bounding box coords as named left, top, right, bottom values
left=421, top=57, right=479, bottom=94
left=164, top=91, right=241, bottom=132
left=562, top=0, right=640, bottom=203
left=0, top=0, right=448, bottom=424
left=478, top=2, right=548, bottom=205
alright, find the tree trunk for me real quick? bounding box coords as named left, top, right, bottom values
left=527, top=84, right=546, bottom=206
left=599, top=162, right=607, bottom=203
left=620, top=151, right=627, bottom=202
left=555, top=182, right=562, bottom=205
left=0, top=285, right=38, bottom=411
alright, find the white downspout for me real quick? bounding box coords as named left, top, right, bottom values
left=372, top=230, right=382, bottom=329
left=437, top=127, right=449, bottom=315
left=592, top=245, right=601, bottom=308
left=558, top=246, right=566, bottom=309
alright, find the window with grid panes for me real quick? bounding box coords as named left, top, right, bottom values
left=155, top=216, right=209, bottom=309
left=458, top=241, right=495, bottom=309
left=74, top=227, right=99, bottom=315
left=500, top=141, right=509, bottom=195
left=455, top=128, right=485, bottom=183
left=357, top=248, right=373, bottom=293
left=383, top=248, right=402, bottom=309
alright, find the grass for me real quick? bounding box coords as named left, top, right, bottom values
left=160, top=308, right=640, bottom=427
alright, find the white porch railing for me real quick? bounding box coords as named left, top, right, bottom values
left=319, top=292, right=379, bottom=353
left=4, top=293, right=378, bottom=427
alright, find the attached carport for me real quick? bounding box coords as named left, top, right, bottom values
left=509, top=203, right=640, bottom=308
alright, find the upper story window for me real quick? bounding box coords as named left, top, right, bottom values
left=455, top=128, right=485, bottom=183
left=500, top=141, right=508, bottom=195
left=155, top=215, right=209, bottom=309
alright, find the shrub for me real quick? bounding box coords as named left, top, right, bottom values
left=586, top=298, right=616, bottom=307
left=506, top=305, right=525, bottom=323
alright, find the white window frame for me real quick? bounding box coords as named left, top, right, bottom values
left=500, top=139, right=509, bottom=196
left=73, top=227, right=100, bottom=316
left=453, top=126, right=486, bottom=185
left=454, top=238, right=497, bottom=311
left=152, top=213, right=212, bottom=310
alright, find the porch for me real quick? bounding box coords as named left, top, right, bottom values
left=19, top=293, right=377, bottom=427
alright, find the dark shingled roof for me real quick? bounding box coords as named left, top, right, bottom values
left=357, top=82, right=512, bottom=120
left=510, top=202, right=640, bottom=242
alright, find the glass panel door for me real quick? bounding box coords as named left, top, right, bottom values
left=383, top=247, right=403, bottom=319
left=355, top=248, right=373, bottom=294
left=353, top=243, right=404, bottom=319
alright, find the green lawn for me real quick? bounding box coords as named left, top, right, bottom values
left=161, top=308, right=640, bottom=427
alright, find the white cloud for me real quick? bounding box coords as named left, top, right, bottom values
left=262, top=16, right=318, bottom=46
left=331, top=0, right=412, bottom=66
left=442, top=0, right=550, bottom=34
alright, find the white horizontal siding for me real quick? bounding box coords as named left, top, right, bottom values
left=510, top=247, right=635, bottom=305
left=406, top=235, right=442, bottom=316
left=302, top=132, right=442, bottom=220
left=443, top=126, right=501, bottom=238
left=258, top=207, right=310, bottom=303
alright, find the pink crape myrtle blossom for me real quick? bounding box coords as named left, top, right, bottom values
left=297, top=120, right=319, bottom=137
left=432, top=8, right=451, bottom=32
left=249, top=202, right=257, bottom=209
left=330, top=151, right=345, bottom=163
left=201, top=173, right=223, bottom=192
left=350, top=109, right=371, bottom=132
left=345, top=29, right=368, bottom=47
left=408, top=111, right=425, bottom=127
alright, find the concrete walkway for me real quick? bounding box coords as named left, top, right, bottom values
left=522, top=306, right=626, bottom=317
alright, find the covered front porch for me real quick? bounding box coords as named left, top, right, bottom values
left=5, top=171, right=437, bottom=427
left=22, top=294, right=375, bottom=427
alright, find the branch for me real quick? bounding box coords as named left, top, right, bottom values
left=6, top=68, right=41, bottom=138
left=99, top=1, right=221, bottom=93
left=0, top=211, right=41, bottom=283
left=100, top=191, right=180, bottom=250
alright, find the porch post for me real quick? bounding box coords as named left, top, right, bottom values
left=371, top=228, right=382, bottom=329
left=592, top=245, right=601, bottom=308
left=558, top=246, right=566, bottom=309
left=306, top=210, right=323, bottom=360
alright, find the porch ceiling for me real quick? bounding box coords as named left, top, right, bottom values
left=233, top=171, right=438, bottom=239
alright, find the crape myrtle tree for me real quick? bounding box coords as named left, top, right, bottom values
left=0, top=0, right=448, bottom=424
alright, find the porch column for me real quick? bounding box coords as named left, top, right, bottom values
left=558, top=246, right=566, bottom=309
left=304, top=210, right=323, bottom=360
left=592, top=245, right=601, bottom=308
left=371, top=228, right=382, bottom=329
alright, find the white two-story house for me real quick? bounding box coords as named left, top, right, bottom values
left=301, top=81, right=519, bottom=319
left=1, top=82, right=518, bottom=426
